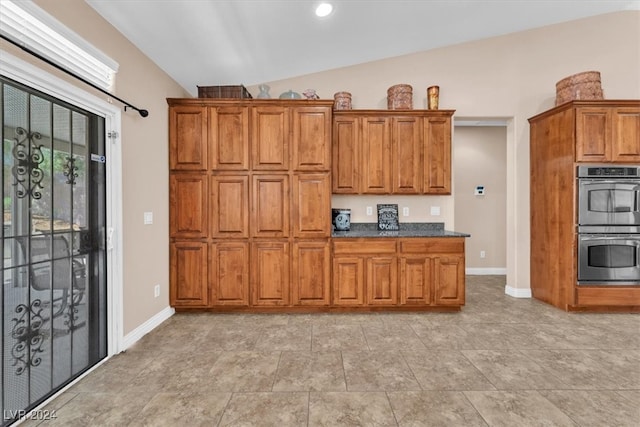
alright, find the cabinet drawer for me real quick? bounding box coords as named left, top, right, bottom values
left=333, top=239, right=397, bottom=254
left=399, top=238, right=463, bottom=254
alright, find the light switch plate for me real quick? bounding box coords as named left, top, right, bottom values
left=366, top=206, right=373, bottom=216
left=430, top=206, right=441, bottom=216
left=402, top=207, right=409, bottom=216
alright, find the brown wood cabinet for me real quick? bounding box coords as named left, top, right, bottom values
left=332, top=237, right=465, bottom=309
left=211, top=241, right=249, bottom=306
left=332, top=110, right=454, bottom=195
left=292, top=240, right=331, bottom=306
left=169, top=99, right=333, bottom=310
left=170, top=241, right=208, bottom=307
left=529, top=100, right=640, bottom=311
left=576, top=106, right=640, bottom=162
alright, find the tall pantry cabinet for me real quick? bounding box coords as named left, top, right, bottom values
left=168, top=99, right=333, bottom=309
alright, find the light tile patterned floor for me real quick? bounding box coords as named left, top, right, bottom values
left=22, top=276, right=640, bottom=426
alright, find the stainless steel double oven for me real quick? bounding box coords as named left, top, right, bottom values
left=577, top=165, right=640, bottom=285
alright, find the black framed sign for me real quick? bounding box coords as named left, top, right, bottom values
left=377, top=204, right=399, bottom=231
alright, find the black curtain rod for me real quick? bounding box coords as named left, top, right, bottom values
left=1, top=34, right=149, bottom=117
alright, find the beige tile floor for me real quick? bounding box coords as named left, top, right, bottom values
left=22, top=276, right=640, bottom=426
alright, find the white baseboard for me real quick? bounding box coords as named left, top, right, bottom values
left=505, top=285, right=532, bottom=298
left=466, top=268, right=507, bottom=275
left=122, top=306, right=174, bottom=351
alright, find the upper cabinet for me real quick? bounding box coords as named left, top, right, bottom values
left=209, top=106, right=250, bottom=170
left=332, top=110, right=454, bottom=195
left=575, top=104, right=640, bottom=163
left=169, top=106, right=208, bottom=170
left=252, top=105, right=289, bottom=170
left=292, top=106, right=332, bottom=171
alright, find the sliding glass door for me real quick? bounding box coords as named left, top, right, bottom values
left=1, top=76, right=107, bottom=426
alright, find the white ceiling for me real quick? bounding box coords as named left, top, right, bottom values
left=85, top=0, right=639, bottom=97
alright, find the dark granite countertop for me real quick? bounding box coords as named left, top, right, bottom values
left=332, top=223, right=470, bottom=238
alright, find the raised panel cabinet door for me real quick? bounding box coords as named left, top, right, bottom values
left=392, top=117, right=422, bottom=194
left=251, top=241, right=290, bottom=306
left=210, top=106, right=249, bottom=170
left=169, top=173, right=207, bottom=238
left=366, top=256, right=398, bottom=305
left=399, top=256, right=432, bottom=305
left=252, top=106, right=289, bottom=170
left=434, top=255, right=465, bottom=306
left=612, top=107, right=640, bottom=162
left=292, top=173, right=331, bottom=238
left=332, top=257, right=365, bottom=305
left=211, top=241, right=249, bottom=306
left=362, top=116, right=392, bottom=194
left=169, top=106, right=208, bottom=170
left=251, top=174, right=290, bottom=237
left=292, top=240, right=330, bottom=305
left=423, top=116, right=452, bottom=194
left=170, top=242, right=208, bottom=307
left=292, top=106, right=332, bottom=171
left=211, top=175, right=249, bottom=238
left=332, top=116, right=360, bottom=193
left=576, top=107, right=611, bottom=161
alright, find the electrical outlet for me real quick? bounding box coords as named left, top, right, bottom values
left=480, top=250, right=486, bottom=259
left=154, top=284, right=160, bottom=298
left=366, top=206, right=373, bottom=216
left=402, top=207, right=409, bottom=216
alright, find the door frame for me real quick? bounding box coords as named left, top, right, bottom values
left=1, top=50, right=124, bottom=355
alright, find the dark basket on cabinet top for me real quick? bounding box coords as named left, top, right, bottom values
left=197, top=85, right=253, bottom=99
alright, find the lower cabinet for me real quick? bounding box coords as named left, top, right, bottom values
left=211, top=241, right=249, bottom=306
left=292, top=240, right=331, bottom=305
left=251, top=240, right=290, bottom=306
left=171, top=237, right=465, bottom=310
left=170, top=241, right=209, bottom=307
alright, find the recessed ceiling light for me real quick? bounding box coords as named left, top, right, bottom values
left=315, top=2, right=333, bottom=17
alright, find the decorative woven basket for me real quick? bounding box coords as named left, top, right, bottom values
left=555, top=71, right=603, bottom=105
left=197, top=85, right=252, bottom=99
left=387, top=84, right=413, bottom=109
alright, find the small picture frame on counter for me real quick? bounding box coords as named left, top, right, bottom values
left=377, top=204, right=399, bottom=231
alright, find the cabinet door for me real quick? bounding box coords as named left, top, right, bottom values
left=211, top=175, right=249, bottom=238
left=251, top=241, right=290, bottom=306
left=170, top=242, right=208, bottom=307
left=332, top=257, right=365, bottom=305
left=211, top=241, right=249, bottom=306
left=612, top=107, right=640, bottom=162
left=362, top=117, right=392, bottom=194
left=292, top=240, right=330, bottom=305
left=576, top=107, right=611, bottom=161
left=434, top=255, right=465, bottom=306
left=292, top=106, right=331, bottom=171
left=170, top=173, right=207, bottom=239
left=332, top=116, right=360, bottom=193
left=252, top=174, right=290, bottom=237
left=252, top=106, right=289, bottom=170
left=169, top=106, right=208, bottom=170
left=392, top=117, right=422, bottom=194
left=423, top=116, right=451, bottom=194
left=399, top=256, right=432, bottom=305
left=366, top=257, right=398, bottom=305
left=292, top=173, right=331, bottom=238
left=210, top=106, right=249, bottom=170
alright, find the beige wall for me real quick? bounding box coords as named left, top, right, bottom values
left=1, top=0, right=189, bottom=334
left=453, top=126, right=507, bottom=270
left=2, top=4, right=637, bottom=335
left=250, top=10, right=640, bottom=292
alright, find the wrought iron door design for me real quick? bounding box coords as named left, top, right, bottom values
left=1, top=77, right=107, bottom=425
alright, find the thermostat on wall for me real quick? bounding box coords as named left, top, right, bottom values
left=475, top=185, right=485, bottom=196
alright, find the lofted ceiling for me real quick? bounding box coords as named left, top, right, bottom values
left=85, top=0, right=639, bottom=96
